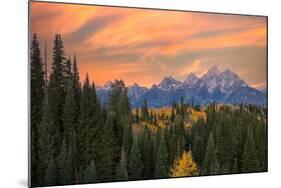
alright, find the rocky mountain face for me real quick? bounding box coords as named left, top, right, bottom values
left=96, top=65, right=266, bottom=107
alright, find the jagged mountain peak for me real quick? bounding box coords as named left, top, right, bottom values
left=129, top=82, right=140, bottom=88
left=151, top=84, right=158, bottom=89
left=184, top=73, right=199, bottom=85
left=162, top=75, right=177, bottom=82
left=202, top=66, right=247, bottom=93
left=96, top=65, right=265, bottom=107
left=158, top=75, right=181, bottom=90
left=104, top=81, right=113, bottom=88
left=206, top=65, right=220, bottom=77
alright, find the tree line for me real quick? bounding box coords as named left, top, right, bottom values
left=31, top=33, right=267, bottom=187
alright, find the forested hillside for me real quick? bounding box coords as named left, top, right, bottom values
left=30, top=34, right=267, bottom=187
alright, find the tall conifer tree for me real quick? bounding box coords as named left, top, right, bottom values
left=155, top=131, right=169, bottom=178
left=128, top=137, right=143, bottom=180
left=241, top=127, right=258, bottom=172
left=30, top=33, right=45, bottom=185
left=47, top=34, right=67, bottom=160
left=202, top=133, right=218, bottom=175
left=115, top=147, right=128, bottom=181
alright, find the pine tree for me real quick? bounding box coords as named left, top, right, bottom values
left=77, top=74, right=93, bottom=169
left=63, top=79, right=77, bottom=146
left=241, top=126, right=258, bottom=172
left=169, top=151, right=198, bottom=177
left=37, top=96, right=55, bottom=185
left=143, top=128, right=153, bottom=178
left=173, top=115, right=185, bottom=159
left=108, top=80, right=132, bottom=159
left=95, top=110, right=115, bottom=181
left=122, top=123, right=133, bottom=161
left=72, top=54, right=80, bottom=95
left=57, top=140, right=73, bottom=185
left=216, top=117, right=235, bottom=173
left=141, top=98, right=149, bottom=121
left=62, top=77, right=79, bottom=178
left=171, top=106, right=175, bottom=122
left=128, top=137, right=143, bottom=180
left=191, top=118, right=207, bottom=168
left=152, top=129, right=161, bottom=175
left=72, top=54, right=81, bottom=118
left=86, top=82, right=103, bottom=167
left=47, top=34, right=67, bottom=160
left=202, top=133, right=218, bottom=175
left=155, top=131, right=169, bottom=178
left=44, top=156, right=56, bottom=186
left=232, top=158, right=239, bottom=173
left=255, top=120, right=267, bottom=171
left=135, top=108, right=140, bottom=123
left=83, top=160, right=97, bottom=183
left=153, top=111, right=157, bottom=125
left=30, top=33, right=45, bottom=185
left=65, top=57, right=72, bottom=87
left=179, top=96, right=185, bottom=116
left=115, top=147, right=128, bottom=181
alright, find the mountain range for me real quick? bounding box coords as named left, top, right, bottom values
left=96, top=65, right=266, bottom=107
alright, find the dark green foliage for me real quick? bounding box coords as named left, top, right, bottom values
left=83, top=160, right=97, bottom=183
left=141, top=98, right=149, bottom=121
left=30, top=33, right=45, bottom=185
left=155, top=131, right=169, bottom=178
left=108, top=80, right=132, bottom=159
left=232, top=158, right=239, bottom=173
left=215, top=116, right=235, bottom=173
left=46, top=34, right=67, bottom=163
left=241, top=127, right=259, bottom=172
left=191, top=118, right=208, bottom=168
left=142, top=128, right=154, bottom=178
left=171, top=105, right=175, bottom=122
left=31, top=34, right=267, bottom=186
left=152, top=129, right=161, bottom=175
left=44, top=156, right=56, bottom=186
left=135, top=108, right=140, bottom=123
left=122, top=123, right=133, bottom=162
left=202, top=133, right=218, bottom=175
left=37, top=96, right=55, bottom=185
left=173, top=115, right=185, bottom=158
left=95, top=115, right=115, bottom=181
left=115, top=147, right=128, bottom=181
left=77, top=74, right=93, bottom=169
left=63, top=79, right=78, bottom=146
left=254, top=117, right=267, bottom=171
left=128, top=137, right=143, bottom=180
left=65, top=57, right=72, bottom=81
left=72, top=54, right=81, bottom=111
left=57, top=140, right=73, bottom=185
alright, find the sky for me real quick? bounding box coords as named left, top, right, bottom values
left=30, top=1, right=267, bottom=89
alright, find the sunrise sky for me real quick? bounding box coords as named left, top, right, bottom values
left=30, top=1, right=267, bottom=89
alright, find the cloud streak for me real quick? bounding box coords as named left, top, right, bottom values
left=30, top=1, right=267, bottom=89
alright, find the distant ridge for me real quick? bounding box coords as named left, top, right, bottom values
left=96, top=65, right=266, bottom=107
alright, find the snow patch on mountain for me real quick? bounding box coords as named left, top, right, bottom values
left=96, top=65, right=266, bottom=107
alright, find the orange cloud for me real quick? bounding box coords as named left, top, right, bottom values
left=30, top=1, right=267, bottom=88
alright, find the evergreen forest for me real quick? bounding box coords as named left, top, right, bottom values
left=30, top=34, right=267, bottom=187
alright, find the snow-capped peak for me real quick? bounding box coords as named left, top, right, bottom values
left=158, top=75, right=181, bottom=91
left=202, top=66, right=248, bottom=94
left=205, top=65, right=220, bottom=77
left=184, top=73, right=199, bottom=85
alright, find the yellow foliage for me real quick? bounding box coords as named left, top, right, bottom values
left=169, top=151, right=198, bottom=177
left=190, top=108, right=207, bottom=123
left=132, top=122, right=158, bottom=135
left=184, top=122, right=192, bottom=129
